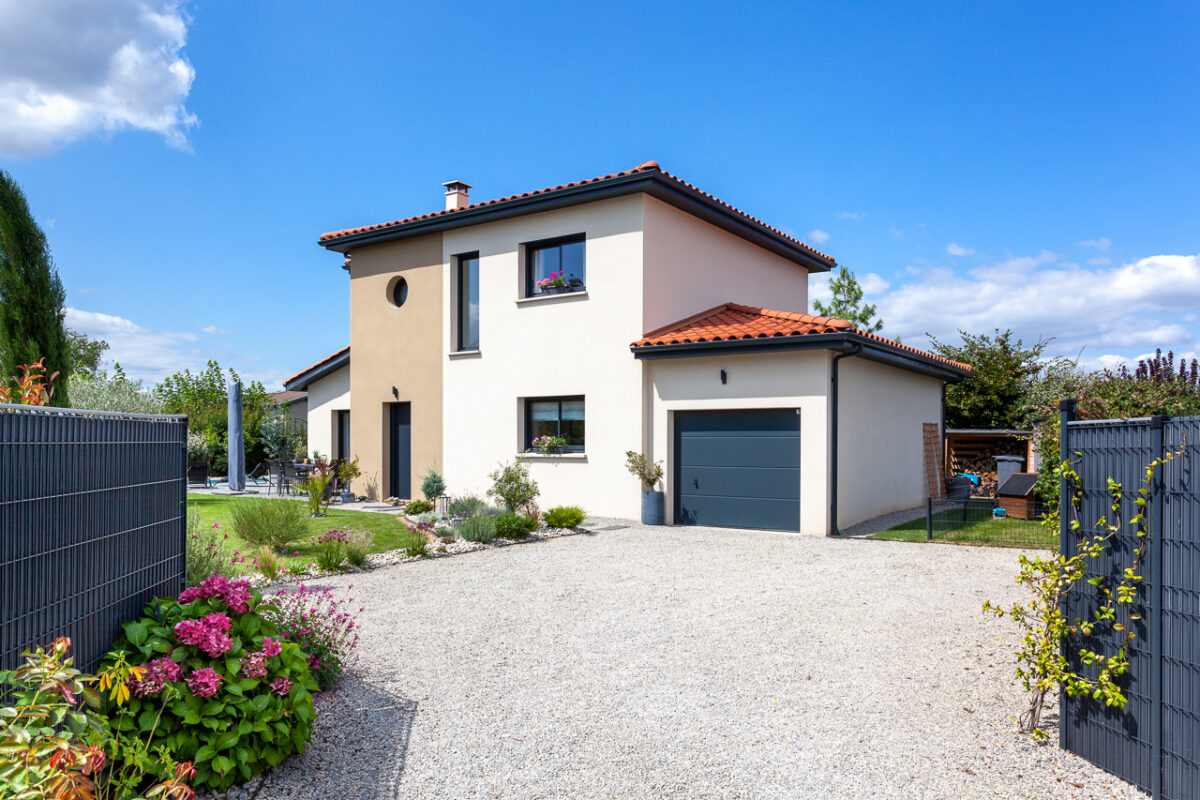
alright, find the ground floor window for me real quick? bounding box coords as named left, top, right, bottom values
left=524, top=396, right=584, bottom=451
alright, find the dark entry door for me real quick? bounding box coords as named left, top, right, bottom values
left=335, top=410, right=350, bottom=461
left=674, top=408, right=801, bottom=531
left=389, top=403, right=411, bottom=500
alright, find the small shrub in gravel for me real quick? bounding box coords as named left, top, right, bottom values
left=420, top=468, right=446, bottom=501
left=314, top=530, right=347, bottom=572
left=487, top=461, right=539, bottom=512
left=439, top=535, right=456, bottom=545
left=399, top=525, right=428, bottom=557
left=230, top=498, right=309, bottom=551
left=494, top=512, right=537, bottom=539
left=104, top=575, right=318, bottom=791
left=448, top=494, right=487, bottom=517
left=257, top=545, right=281, bottom=580
left=457, top=515, right=497, bottom=543
left=543, top=505, right=586, bottom=528
left=342, top=527, right=374, bottom=568
left=404, top=499, right=434, bottom=515
left=186, top=512, right=237, bottom=586
left=266, top=584, right=362, bottom=691
left=410, top=510, right=440, bottom=525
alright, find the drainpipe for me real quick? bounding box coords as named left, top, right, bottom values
left=828, top=342, right=863, bottom=536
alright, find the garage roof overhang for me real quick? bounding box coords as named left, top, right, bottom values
left=631, top=333, right=971, bottom=383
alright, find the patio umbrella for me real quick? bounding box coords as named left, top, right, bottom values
left=227, top=380, right=245, bottom=492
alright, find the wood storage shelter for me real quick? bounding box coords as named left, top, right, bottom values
left=943, top=429, right=1035, bottom=496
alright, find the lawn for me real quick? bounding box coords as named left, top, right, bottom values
left=869, top=504, right=1056, bottom=548
left=188, top=493, right=421, bottom=571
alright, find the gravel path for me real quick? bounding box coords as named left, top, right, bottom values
left=256, top=524, right=1142, bottom=800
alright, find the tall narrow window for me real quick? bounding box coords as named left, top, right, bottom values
left=526, top=235, right=585, bottom=296
left=457, top=253, right=480, bottom=351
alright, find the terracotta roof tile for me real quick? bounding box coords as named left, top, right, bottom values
left=632, top=303, right=972, bottom=372
left=318, top=162, right=834, bottom=264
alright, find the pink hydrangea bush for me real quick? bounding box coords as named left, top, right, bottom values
left=263, top=584, right=362, bottom=690
left=102, top=575, right=319, bottom=791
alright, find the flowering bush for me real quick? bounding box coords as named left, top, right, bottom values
left=531, top=435, right=566, bottom=453
left=534, top=271, right=582, bottom=292
left=104, top=575, right=318, bottom=791
left=263, top=584, right=362, bottom=691
left=185, top=513, right=238, bottom=587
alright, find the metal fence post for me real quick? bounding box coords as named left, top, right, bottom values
left=1148, top=414, right=1167, bottom=800
left=926, top=497, right=933, bottom=541
left=1057, top=398, right=1077, bottom=752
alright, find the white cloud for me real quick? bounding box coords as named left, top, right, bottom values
left=945, top=242, right=976, bottom=257
left=806, top=229, right=830, bottom=245
left=1087, top=256, right=1111, bottom=266
left=201, top=324, right=226, bottom=336
left=870, top=252, right=1200, bottom=362
left=1080, top=237, right=1112, bottom=252
left=808, top=271, right=890, bottom=309
left=887, top=227, right=903, bottom=239
left=0, top=0, right=197, bottom=157
left=838, top=211, right=864, bottom=220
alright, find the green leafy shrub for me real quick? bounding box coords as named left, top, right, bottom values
left=487, top=461, right=539, bottom=512
left=397, top=525, right=428, bottom=557
left=448, top=494, right=487, bottom=517
left=409, top=510, right=440, bottom=524
left=421, top=468, right=447, bottom=501
left=264, top=585, right=360, bottom=691
left=313, top=530, right=347, bottom=572
left=104, top=575, right=318, bottom=791
left=187, top=510, right=237, bottom=586
left=342, top=527, right=374, bottom=568
left=229, top=498, right=309, bottom=551
left=543, top=506, right=586, bottom=528
left=257, top=546, right=281, bottom=581
left=298, top=461, right=335, bottom=517
left=624, top=450, right=664, bottom=490
left=404, top=499, right=434, bottom=515
left=494, top=512, right=537, bottom=539
left=456, top=515, right=496, bottom=543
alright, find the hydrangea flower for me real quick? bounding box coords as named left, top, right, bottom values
left=129, top=656, right=183, bottom=697
left=240, top=650, right=267, bottom=679
left=187, top=667, right=222, bottom=698
left=261, top=636, right=282, bottom=657
left=270, top=676, right=291, bottom=696
left=178, top=574, right=254, bottom=614
left=174, top=612, right=234, bottom=657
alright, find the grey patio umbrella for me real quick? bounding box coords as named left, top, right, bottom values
left=227, top=380, right=245, bottom=492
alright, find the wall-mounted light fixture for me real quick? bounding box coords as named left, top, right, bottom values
left=720, top=369, right=727, bottom=385
left=392, top=386, right=399, bottom=399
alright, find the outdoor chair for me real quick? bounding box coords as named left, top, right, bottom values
left=186, top=462, right=212, bottom=488
left=266, top=459, right=285, bottom=495
left=282, top=461, right=306, bottom=496
left=247, top=461, right=270, bottom=487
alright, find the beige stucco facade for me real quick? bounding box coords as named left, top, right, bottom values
left=346, top=233, right=443, bottom=501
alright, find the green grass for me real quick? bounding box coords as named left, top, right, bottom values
left=869, top=505, right=1056, bottom=548
left=188, top=493, right=424, bottom=572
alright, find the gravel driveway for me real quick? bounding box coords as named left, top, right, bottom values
left=257, top=523, right=1142, bottom=800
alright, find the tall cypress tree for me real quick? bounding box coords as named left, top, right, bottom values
left=0, top=170, right=70, bottom=405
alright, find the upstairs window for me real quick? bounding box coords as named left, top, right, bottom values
left=526, top=235, right=585, bottom=296
left=525, top=396, right=585, bottom=452
left=456, top=252, right=480, bottom=351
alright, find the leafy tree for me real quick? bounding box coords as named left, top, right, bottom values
left=68, top=364, right=161, bottom=414
left=155, top=360, right=271, bottom=473
left=929, top=329, right=1048, bottom=429
left=0, top=170, right=70, bottom=404
left=66, top=329, right=109, bottom=377
left=812, top=265, right=883, bottom=333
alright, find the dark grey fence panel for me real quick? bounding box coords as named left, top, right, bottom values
left=1062, top=414, right=1200, bottom=800
left=0, top=404, right=187, bottom=673
left=1161, top=417, right=1200, bottom=799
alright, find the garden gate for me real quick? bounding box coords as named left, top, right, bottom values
left=0, top=404, right=188, bottom=672
left=1059, top=401, right=1199, bottom=800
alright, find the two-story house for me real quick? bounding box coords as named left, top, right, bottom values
left=286, top=161, right=970, bottom=534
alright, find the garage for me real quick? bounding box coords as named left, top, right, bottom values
left=673, top=408, right=801, bottom=531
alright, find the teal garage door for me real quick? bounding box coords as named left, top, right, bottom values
left=673, top=409, right=801, bottom=531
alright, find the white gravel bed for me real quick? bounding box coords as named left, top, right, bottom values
left=255, top=525, right=1142, bottom=800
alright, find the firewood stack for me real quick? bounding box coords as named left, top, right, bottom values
left=947, top=439, right=1029, bottom=497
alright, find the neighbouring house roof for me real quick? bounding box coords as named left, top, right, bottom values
left=283, top=346, right=349, bottom=391
left=630, top=303, right=972, bottom=381
left=317, top=161, right=835, bottom=273
left=269, top=391, right=307, bottom=405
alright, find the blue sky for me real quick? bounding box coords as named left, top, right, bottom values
left=1, top=0, right=1198, bottom=387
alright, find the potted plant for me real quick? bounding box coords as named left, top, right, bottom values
left=532, top=435, right=567, bottom=454
left=337, top=457, right=361, bottom=503
left=625, top=450, right=665, bottom=525
left=535, top=272, right=571, bottom=294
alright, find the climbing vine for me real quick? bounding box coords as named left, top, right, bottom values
left=984, top=444, right=1181, bottom=738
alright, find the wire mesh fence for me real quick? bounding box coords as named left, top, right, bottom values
left=0, top=404, right=188, bottom=673
left=872, top=497, right=1056, bottom=548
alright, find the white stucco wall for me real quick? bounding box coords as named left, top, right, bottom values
left=641, top=196, right=811, bottom=331
left=304, top=365, right=351, bottom=463
left=440, top=195, right=647, bottom=518
left=645, top=350, right=833, bottom=535
left=835, top=357, right=944, bottom=527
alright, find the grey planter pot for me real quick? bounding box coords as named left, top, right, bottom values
left=340, top=491, right=356, bottom=504
left=641, top=490, right=665, bottom=525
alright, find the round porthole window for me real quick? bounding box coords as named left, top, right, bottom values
left=388, top=276, right=408, bottom=307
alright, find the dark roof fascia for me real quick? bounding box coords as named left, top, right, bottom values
left=318, top=171, right=834, bottom=272
left=630, top=332, right=970, bottom=383
left=945, top=428, right=1033, bottom=436
left=283, top=350, right=350, bottom=391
